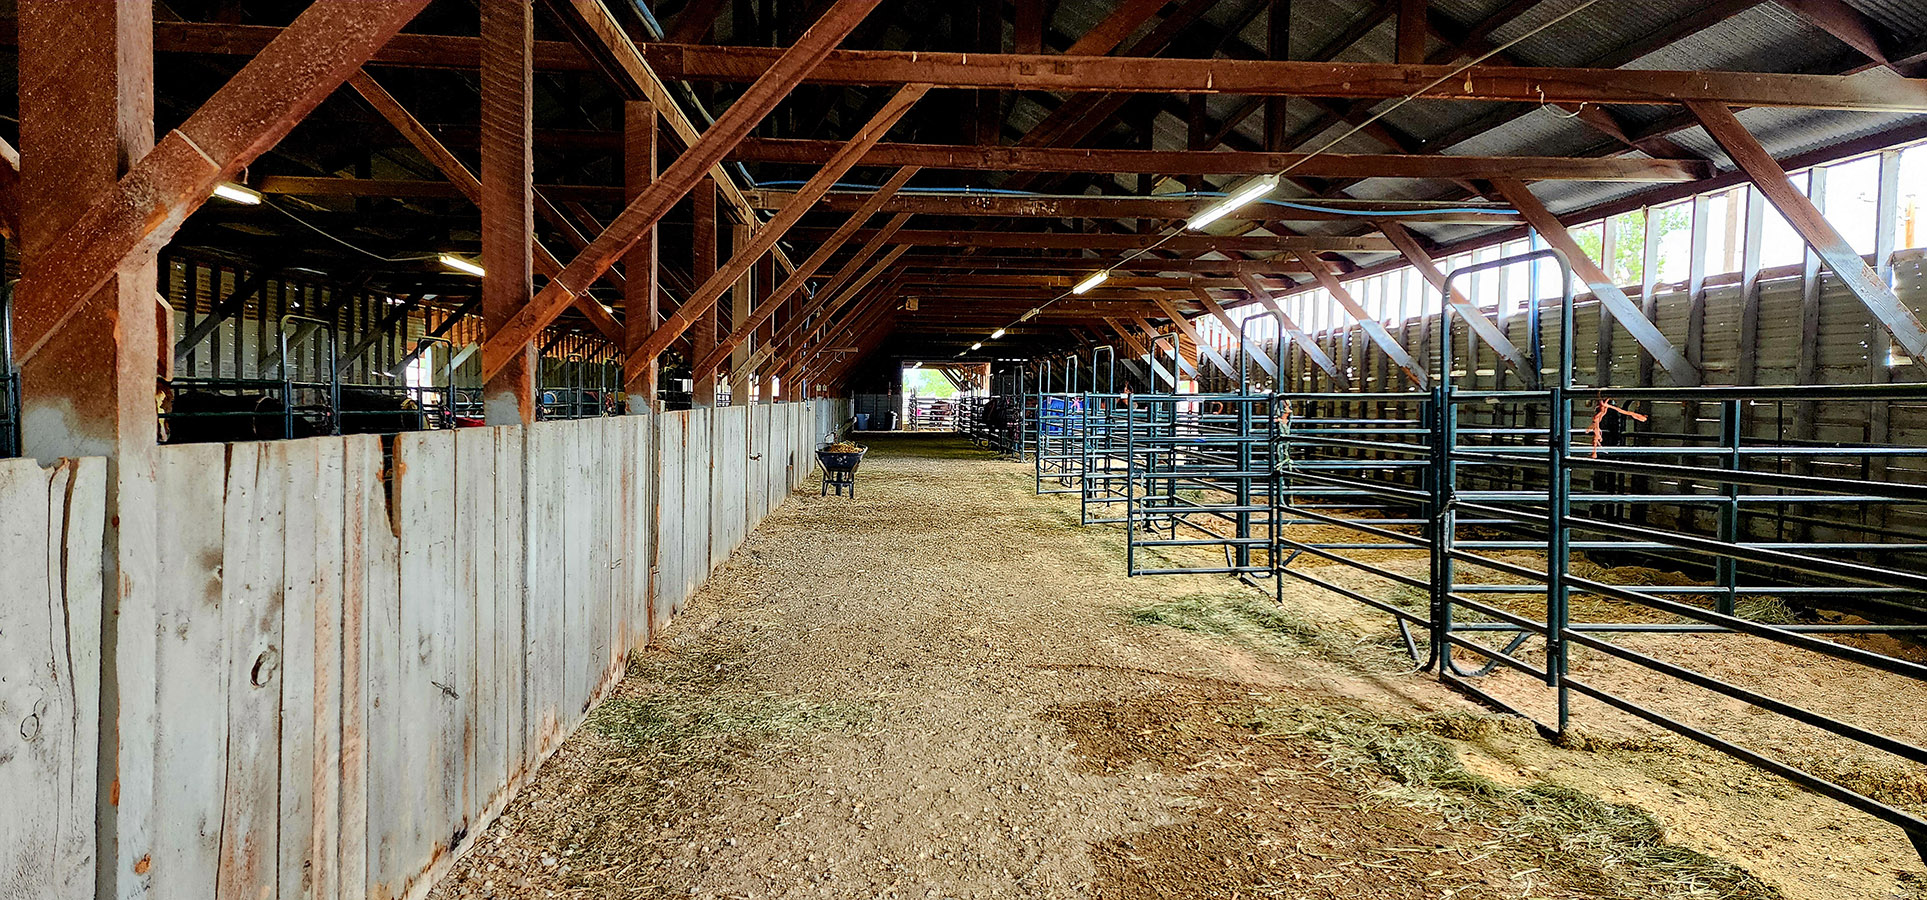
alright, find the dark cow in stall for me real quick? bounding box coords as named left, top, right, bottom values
left=160, top=384, right=428, bottom=444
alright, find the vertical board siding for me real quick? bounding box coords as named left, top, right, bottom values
left=0, top=457, right=105, bottom=900
left=0, top=403, right=820, bottom=900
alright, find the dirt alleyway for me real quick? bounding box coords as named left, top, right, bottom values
left=431, top=434, right=1919, bottom=900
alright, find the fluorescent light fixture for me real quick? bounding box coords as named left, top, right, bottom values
left=1021, top=307, right=1042, bottom=321
left=990, top=328, right=1007, bottom=340
left=1072, top=271, right=1109, bottom=295
left=1186, top=174, right=1278, bottom=231
left=211, top=182, right=262, bottom=205
left=439, top=253, right=485, bottom=277
left=971, top=342, right=983, bottom=350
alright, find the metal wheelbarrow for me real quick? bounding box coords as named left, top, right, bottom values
left=817, top=445, right=867, bottom=498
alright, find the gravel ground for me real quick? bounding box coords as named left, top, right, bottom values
left=428, top=433, right=1923, bottom=900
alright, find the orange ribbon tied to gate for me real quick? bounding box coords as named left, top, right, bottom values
left=1590, top=397, right=1648, bottom=458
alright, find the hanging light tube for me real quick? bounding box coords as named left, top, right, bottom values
left=1186, top=174, right=1279, bottom=231
left=990, top=328, right=1006, bottom=340
left=439, top=253, right=486, bottom=277
left=211, top=182, right=263, bottom=205
left=1071, top=270, right=1109, bottom=295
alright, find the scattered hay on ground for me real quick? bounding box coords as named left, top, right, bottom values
left=1254, top=705, right=1784, bottom=900
left=1126, top=591, right=1403, bottom=671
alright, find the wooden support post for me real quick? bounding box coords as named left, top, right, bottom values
left=1490, top=177, right=1699, bottom=386
left=691, top=178, right=720, bottom=408
left=1397, top=0, right=1428, bottom=64
left=623, top=100, right=660, bottom=412
left=13, top=3, right=155, bottom=898
left=1690, top=101, right=1927, bottom=363
left=480, top=0, right=538, bottom=424
left=728, top=220, right=755, bottom=404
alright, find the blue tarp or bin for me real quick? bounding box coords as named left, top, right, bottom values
left=855, top=412, right=871, bottom=430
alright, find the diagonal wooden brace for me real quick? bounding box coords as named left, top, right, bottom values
left=481, top=0, right=884, bottom=383
left=14, top=0, right=430, bottom=365
left=637, top=84, right=929, bottom=364
left=691, top=165, right=920, bottom=375
left=1294, top=250, right=1427, bottom=388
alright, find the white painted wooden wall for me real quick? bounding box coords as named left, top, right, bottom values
left=0, top=400, right=830, bottom=900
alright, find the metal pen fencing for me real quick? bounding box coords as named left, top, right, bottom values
left=1004, top=246, right=1927, bottom=860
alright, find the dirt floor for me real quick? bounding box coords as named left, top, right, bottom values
left=431, top=433, right=1927, bottom=900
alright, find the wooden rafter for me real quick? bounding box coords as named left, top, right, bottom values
left=1488, top=178, right=1699, bottom=386
left=639, top=45, right=1927, bottom=111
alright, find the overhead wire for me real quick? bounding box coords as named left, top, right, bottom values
left=959, top=0, right=1603, bottom=358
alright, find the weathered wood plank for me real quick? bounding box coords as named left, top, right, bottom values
left=523, top=422, right=566, bottom=757
left=454, top=427, right=498, bottom=836
left=684, top=409, right=712, bottom=597
left=493, top=425, right=527, bottom=780
left=278, top=438, right=320, bottom=900
left=339, top=434, right=383, bottom=900
left=218, top=443, right=283, bottom=900
left=654, top=412, right=685, bottom=627
left=150, top=444, right=227, bottom=900
left=0, top=457, right=104, bottom=900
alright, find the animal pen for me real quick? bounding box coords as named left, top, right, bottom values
left=3, top=0, right=1927, bottom=898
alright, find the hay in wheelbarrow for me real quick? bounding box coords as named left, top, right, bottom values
left=817, top=443, right=867, bottom=497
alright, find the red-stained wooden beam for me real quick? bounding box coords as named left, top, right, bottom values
left=691, top=177, right=720, bottom=406
left=13, top=0, right=430, bottom=368
left=694, top=165, right=919, bottom=375
left=636, top=83, right=928, bottom=363
left=480, top=0, right=538, bottom=424
left=481, top=0, right=884, bottom=383
left=639, top=44, right=1927, bottom=111
left=622, top=99, right=660, bottom=410
left=727, top=138, right=1713, bottom=181
left=1689, top=101, right=1927, bottom=360
left=1489, top=177, right=1698, bottom=385
left=1397, top=0, right=1429, bottom=64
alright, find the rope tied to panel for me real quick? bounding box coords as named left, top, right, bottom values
left=1590, top=396, right=1648, bottom=458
